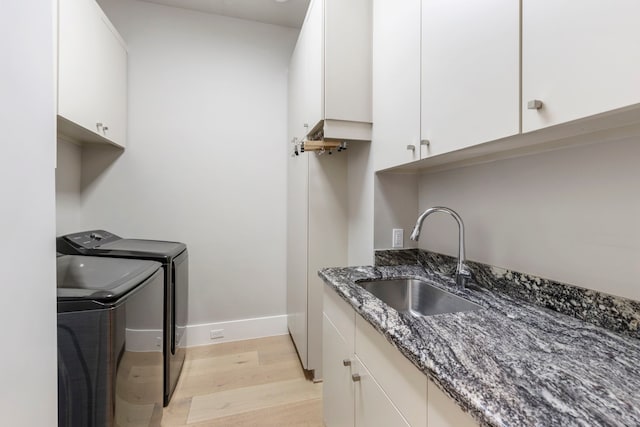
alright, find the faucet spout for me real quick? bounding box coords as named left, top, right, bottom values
left=409, top=206, right=471, bottom=288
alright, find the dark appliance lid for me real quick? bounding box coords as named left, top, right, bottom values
left=97, top=239, right=186, bottom=259
left=56, top=255, right=161, bottom=302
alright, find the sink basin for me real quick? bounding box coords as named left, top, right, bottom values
left=357, top=278, right=481, bottom=316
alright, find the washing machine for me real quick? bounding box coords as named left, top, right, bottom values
left=57, top=254, right=164, bottom=426
left=57, top=230, right=188, bottom=406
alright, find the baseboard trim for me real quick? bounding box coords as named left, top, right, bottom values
left=186, top=314, right=288, bottom=347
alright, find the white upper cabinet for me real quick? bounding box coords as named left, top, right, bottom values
left=291, top=0, right=372, bottom=142
left=373, top=0, right=640, bottom=171
left=522, top=0, right=640, bottom=133
left=372, top=0, right=421, bottom=171
left=373, top=0, right=519, bottom=171
left=288, top=29, right=307, bottom=144
left=58, top=0, right=127, bottom=148
left=323, top=0, right=372, bottom=125
left=421, top=0, right=519, bottom=157
left=296, top=0, right=323, bottom=140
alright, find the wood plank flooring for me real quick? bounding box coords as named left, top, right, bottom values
left=161, top=335, right=323, bottom=426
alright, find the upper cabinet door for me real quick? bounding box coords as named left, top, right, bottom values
left=324, top=0, right=372, bottom=124
left=371, top=0, right=421, bottom=171
left=58, top=0, right=127, bottom=148
left=94, top=13, right=127, bottom=147
left=288, top=31, right=306, bottom=143
left=421, top=0, right=519, bottom=157
left=301, top=0, right=324, bottom=135
left=58, top=0, right=102, bottom=136
left=522, top=0, right=640, bottom=133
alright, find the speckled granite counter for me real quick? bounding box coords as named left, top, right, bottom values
left=319, top=264, right=640, bottom=427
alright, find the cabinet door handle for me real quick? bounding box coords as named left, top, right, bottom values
left=406, top=144, right=416, bottom=151
left=96, top=122, right=103, bottom=131
left=102, top=125, right=109, bottom=134
left=351, top=373, right=361, bottom=382
left=527, top=99, right=543, bottom=110
left=342, top=359, right=351, bottom=367
left=420, top=139, right=430, bottom=147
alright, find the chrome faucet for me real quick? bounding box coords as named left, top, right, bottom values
left=409, top=207, right=472, bottom=288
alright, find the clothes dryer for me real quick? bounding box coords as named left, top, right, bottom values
left=57, top=230, right=188, bottom=406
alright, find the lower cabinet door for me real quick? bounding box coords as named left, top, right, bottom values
left=427, top=381, right=477, bottom=427
left=322, top=314, right=354, bottom=427
left=354, top=357, right=411, bottom=427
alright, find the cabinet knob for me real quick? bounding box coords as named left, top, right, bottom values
left=342, top=359, right=351, bottom=367
left=527, top=99, right=543, bottom=110
left=351, top=373, right=361, bottom=382
left=406, top=144, right=416, bottom=151
left=420, top=139, right=430, bottom=146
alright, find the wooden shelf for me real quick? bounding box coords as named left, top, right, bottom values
left=302, top=140, right=342, bottom=152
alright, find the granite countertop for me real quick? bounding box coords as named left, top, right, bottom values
left=319, top=264, right=640, bottom=427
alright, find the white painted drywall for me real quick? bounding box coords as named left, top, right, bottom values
left=74, top=0, right=298, bottom=325
left=347, top=142, right=375, bottom=265
left=56, top=139, right=83, bottom=234
left=417, top=138, right=640, bottom=301
left=0, top=0, right=58, bottom=424
left=373, top=172, right=419, bottom=251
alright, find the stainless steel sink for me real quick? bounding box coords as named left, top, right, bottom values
left=357, top=278, right=481, bottom=316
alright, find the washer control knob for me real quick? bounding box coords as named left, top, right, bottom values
left=90, top=232, right=103, bottom=241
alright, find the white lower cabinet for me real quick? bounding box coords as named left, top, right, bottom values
left=355, top=315, right=426, bottom=426
left=428, top=381, right=477, bottom=427
left=322, top=313, right=354, bottom=427
left=323, top=286, right=478, bottom=427
left=354, top=356, right=410, bottom=427
left=287, top=153, right=348, bottom=380
left=322, top=311, right=409, bottom=427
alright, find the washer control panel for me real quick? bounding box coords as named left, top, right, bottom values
left=62, top=230, right=122, bottom=249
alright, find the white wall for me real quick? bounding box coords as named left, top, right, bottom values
left=347, top=142, right=375, bottom=265
left=0, top=0, right=58, bottom=424
left=56, top=139, right=83, bottom=234
left=75, top=0, right=298, bottom=325
left=373, top=172, right=419, bottom=251
left=417, top=138, right=640, bottom=301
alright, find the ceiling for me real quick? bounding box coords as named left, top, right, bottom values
left=138, top=0, right=311, bottom=28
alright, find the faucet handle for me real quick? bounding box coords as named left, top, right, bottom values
left=455, top=264, right=473, bottom=288
left=459, top=263, right=472, bottom=275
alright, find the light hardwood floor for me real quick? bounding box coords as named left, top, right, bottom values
left=161, top=335, right=323, bottom=426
